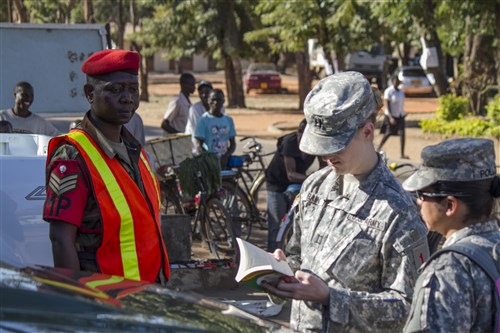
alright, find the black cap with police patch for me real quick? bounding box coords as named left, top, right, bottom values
left=403, top=138, right=497, bottom=192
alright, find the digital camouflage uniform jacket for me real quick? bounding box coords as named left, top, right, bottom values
left=404, top=219, right=500, bottom=333
left=286, top=157, right=429, bottom=332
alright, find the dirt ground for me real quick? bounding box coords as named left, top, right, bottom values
left=138, top=71, right=476, bottom=164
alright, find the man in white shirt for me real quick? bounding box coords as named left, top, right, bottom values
left=377, top=75, right=408, bottom=159
left=161, top=73, right=195, bottom=134
left=0, top=81, right=60, bottom=137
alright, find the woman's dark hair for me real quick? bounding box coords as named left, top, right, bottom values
left=298, top=118, right=307, bottom=131
left=430, top=176, right=500, bottom=221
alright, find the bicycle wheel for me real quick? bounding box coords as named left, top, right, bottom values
left=220, top=180, right=252, bottom=241
left=160, top=178, right=185, bottom=215
left=203, top=197, right=236, bottom=259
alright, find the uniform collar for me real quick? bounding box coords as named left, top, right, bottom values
left=443, top=219, right=499, bottom=247
left=78, top=112, right=142, bottom=159
left=325, top=156, right=400, bottom=215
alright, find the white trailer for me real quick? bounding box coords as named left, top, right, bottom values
left=0, top=23, right=109, bottom=114
left=0, top=23, right=110, bottom=267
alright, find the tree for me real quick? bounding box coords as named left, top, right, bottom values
left=443, top=0, right=497, bottom=116
left=248, top=0, right=384, bottom=110
left=127, top=1, right=158, bottom=102
left=247, top=0, right=317, bottom=109
left=376, top=0, right=449, bottom=96
left=83, top=0, right=95, bottom=23
left=13, top=0, right=29, bottom=23
left=138, top=0, right=256, bottom=108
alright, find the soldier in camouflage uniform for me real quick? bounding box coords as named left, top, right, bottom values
left=403, top=138, right=500, bottom=333
left=262, top=71, right=429, bottom=332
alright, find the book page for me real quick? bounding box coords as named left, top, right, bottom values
left=235, top=238, right=293, bottom=282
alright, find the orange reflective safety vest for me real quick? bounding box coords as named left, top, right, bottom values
left=47, top=130, right=170, bottom=282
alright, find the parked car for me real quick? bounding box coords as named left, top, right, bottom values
left=0, top=261, right=293, bottom=332
left=393, top=66, right=434, bottom=96
left=0, top=133, right=293, bottom=333
left=244, top=63, right=282, bottom=94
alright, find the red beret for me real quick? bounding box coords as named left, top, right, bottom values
left=82, top=49, right=140, bottom=75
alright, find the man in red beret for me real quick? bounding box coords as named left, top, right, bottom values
left=43, top=49, right=170, bottom=284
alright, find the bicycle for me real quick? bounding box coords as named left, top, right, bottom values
left=177, top=153, right=237, bottom=259
left=219, top=137, right=273, bottom=242
left=156, top=165, right=185, bottom=215
left=276, top=160, right=445, bottom=255
left=238, top=136, right=273, bottom=206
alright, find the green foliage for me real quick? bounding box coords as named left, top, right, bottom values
left=436, top=94, right=469, bottom=121
left=177, top=153, right=221, bottom=198
left=488, top=126, right=500, bottom=140
left=420, top=117, right=491, bottom=137
left=247, top=0, right=384, bottom=62
left=422, top=93, right=496, bottom=138
left=485, top=95, right=500, bottom=126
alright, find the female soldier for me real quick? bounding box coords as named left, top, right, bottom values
left=403, top=138, right=500, bottom=332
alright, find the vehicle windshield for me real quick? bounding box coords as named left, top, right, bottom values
left=403, top=68, right=426, bottom=77
left=250, top=64, right=276, bottom=72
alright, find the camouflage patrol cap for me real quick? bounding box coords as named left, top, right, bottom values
left=299, top=71, right=376, bottom=155
left=403, top=138, right=497, bottom=192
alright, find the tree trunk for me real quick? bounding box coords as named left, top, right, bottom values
left=139, top=55, right=152, bottom=102
left=131, top=42, right=149, bottom=102
left=463, top=15, right=496, bottom=115
left=7, top=0, right=13, bottom=22
left=423, top=30, right=449, bottom=97
left=417, top=0, right=449, bottom=97
left=116, top=0, right=125, bottom=49
left=13, top=0, right=28, bottom=23
left=336, top=48, right=346, bottom=72
left=295, top=51, right=313, bottom=111
left=219, top=0, right=245, bottom=108
left=130, top=0, right=137, bottom=32
left=224, top=54, right=246, bottom=108
left=83, top=0, right=95, bottom=24
left=402, top=42, right=411, bottom=66
left=496, top=1, right=500, bottom=94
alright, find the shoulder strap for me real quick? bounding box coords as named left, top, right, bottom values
left=429, top=242, right=500, bottom=280
left=428, top=241, right=500, bottom=333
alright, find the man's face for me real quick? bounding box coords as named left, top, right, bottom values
left=86, top=71, right=139, bottom=125
left=321, top=127, right=367, bottom=175
left=198, top=86, right=212, bottom=106
left=181, top=77, right=196, bottom=95
left=208, top=91, right=225, bottom=115
left=14, top=85, right=34, bottom=110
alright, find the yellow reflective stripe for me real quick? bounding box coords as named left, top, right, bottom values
left=67, top=132, right=140, bottom=281
left=85, top=275, right=125, bottom=289
left=32, top=276, right=110, bottom=300
left=140, top=152, right=161, bottom=207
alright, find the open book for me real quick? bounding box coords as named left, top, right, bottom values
left=235, top=238, right=294, bottom=291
